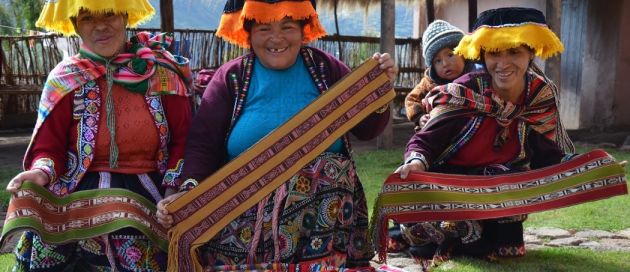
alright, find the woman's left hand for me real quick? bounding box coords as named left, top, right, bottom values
left=372, top=52, right=398, bottom=84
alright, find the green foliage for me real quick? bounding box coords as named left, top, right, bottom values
left=7, top=0, right=44, bottom=34
left=0, top=4, right=14, bottom=35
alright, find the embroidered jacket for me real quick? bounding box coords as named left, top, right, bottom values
left=24, top=57, right=191, bottom=196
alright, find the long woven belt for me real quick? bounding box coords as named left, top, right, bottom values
left=1, top=182, right=168, bottom=251
left=370, top=149, right=627, bottom=261
left=165, top=58, right=394, bottom=271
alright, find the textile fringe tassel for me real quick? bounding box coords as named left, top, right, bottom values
left=105, top=61, right=119, bottom=168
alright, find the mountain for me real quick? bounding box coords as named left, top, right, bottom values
left=143, top=0, right=414, bottom=38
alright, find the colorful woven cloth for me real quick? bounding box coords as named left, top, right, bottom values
left=165, top=58, right=394, bottom=272
left=371, top=149, right=627, bottom=261
left=0, top=182, right=168, bottom=252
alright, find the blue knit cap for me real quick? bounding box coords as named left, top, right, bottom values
left=422, top=20, right=465, bottom=68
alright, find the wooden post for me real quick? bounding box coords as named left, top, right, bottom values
left=468, top=0, right=477, bottom=31
left=545, top=0, right=562, bottom=88
left=377, top=0, right=395, bottom=149
left=160, top=0, right=175, bottom=33
left=426, top=0, right=435, bottom=23
left=160, top=0, right=175, bottom=52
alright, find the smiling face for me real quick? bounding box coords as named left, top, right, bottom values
left=483, top=45, right=534, bottom=102
left=249, top=17, right=304, bottom=70
left=74, top=10, right=127, bottom=58
left=432, top=47, right=466, bottom=81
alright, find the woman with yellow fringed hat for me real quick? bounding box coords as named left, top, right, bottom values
left=5, top=0, right=192, bottom=271
left=155, top=0, right=397, bottom=271
left=393, top=7, right=575, bottom=268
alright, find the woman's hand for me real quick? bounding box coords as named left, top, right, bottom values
left=372, top=52, right=399, bottom=84
left=6, top=169, right=50, bottom=193
left=156, top=191, right=186, bottom=228
left=394, top=159, right=426, bottom=179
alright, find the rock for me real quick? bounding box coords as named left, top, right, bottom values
left=386, top=256, right=418, bottom=268
left=618, top=228, right=630, bottom=239
left=598, top=238, right=630, bottom=250
left=574, top=229, right=621, bottom=239
left=526, top=244, right=547, bottom=251
left=524, top=234, right=543, bottom=245
left=620, top=136, right=630, bottom=151
left=526, top=227, right=572, bottom=239
left=545, top=237, right=585, bottom=247
left=579, top=241, right=601, bottom=248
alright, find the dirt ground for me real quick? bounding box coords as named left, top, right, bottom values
left=0, top=122, right=629, bottom=169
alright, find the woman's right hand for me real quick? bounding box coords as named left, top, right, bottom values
left=6, top=169, right=50, bottom=193
left=394, top=160, right=426, bottom=179
left=156, top=191, right=186, bottom=228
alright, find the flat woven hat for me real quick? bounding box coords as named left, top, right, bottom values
left=454, top=7, right=564, bottom=60
left=216, top=0, right=326, bottom=48
left=36, top=0, right=155, bottom=36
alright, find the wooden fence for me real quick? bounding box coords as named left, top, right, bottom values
left=0, top=29, right=423, bottom=128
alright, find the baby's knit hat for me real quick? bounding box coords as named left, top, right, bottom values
left=422, top=20, right=465, bottom=67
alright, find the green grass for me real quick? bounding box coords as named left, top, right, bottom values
left=0, top=167, right=19, bottom=210
left=0, top=253, right=15, bottom=271
left=431, top=248, right=630, bottom=272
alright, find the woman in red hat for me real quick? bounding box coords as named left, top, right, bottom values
left=157, top=0, right=397, bottom=271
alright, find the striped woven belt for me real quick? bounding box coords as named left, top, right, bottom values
left=370, top=149, right=628, bottom=262
left=1, top=182, right=168, bottom=252
left=166, top=58, right=395, bottom=271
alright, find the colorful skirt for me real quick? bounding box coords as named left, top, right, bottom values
left=198, top=153, right=374, bottom=271
left=13, top=172, right=167, bottom=272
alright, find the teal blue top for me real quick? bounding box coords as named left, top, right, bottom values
left=226, top=55, right=344, bottom=160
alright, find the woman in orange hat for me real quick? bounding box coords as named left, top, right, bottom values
left=5, top=0, right=191, bottom=271
left=156, top=0, right=397, bottom=271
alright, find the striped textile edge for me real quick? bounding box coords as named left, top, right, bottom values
left=370, top=149, right=628, bottom=262
left=165, top=58, right=395, bottom=272
left=0, top=182, right=168, bottom=251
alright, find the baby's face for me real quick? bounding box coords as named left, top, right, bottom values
left=432, top=48, right=466, bottom=81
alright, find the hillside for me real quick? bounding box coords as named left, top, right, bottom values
left=143, top=0, right=414, bottom=37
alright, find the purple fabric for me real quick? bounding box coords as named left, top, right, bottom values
left=182, top=47, right=390, bottom=182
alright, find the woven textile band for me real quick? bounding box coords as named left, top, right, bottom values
left=371, top=149, right=627, bottom=262
left=0, top=182, right=168, bottom=251
left=165, top=58, right=395, bottom=271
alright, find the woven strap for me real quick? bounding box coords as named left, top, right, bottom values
left=1, top=182, right=168, bottom=252
left=371, top=149, right=627, bottom=262
left=166, top=58, right=395, bottom=271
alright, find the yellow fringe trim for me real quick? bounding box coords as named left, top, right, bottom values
left=216, top=1, right=327, bottom=48
left=454, top=23, right=564, bottom=60
left=36, top=0, right=155, bottom=36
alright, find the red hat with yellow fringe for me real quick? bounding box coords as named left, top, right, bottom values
left=217, top=0, right=326, bottom=48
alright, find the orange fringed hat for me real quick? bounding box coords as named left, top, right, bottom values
left=217, top=0, right=327, bottom=48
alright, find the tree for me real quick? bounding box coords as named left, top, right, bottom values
left=9, top=0, right=44, bottom=34
left=0, top=4, right=15, bottom=35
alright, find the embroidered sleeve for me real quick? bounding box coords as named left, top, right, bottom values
left=162, top=159, right=184, bottom=189
left=178, top=178, right=199, bottom=192
left=404, top=151, right=429, bottom=170
left=31, top=158, right=57, bottom=184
